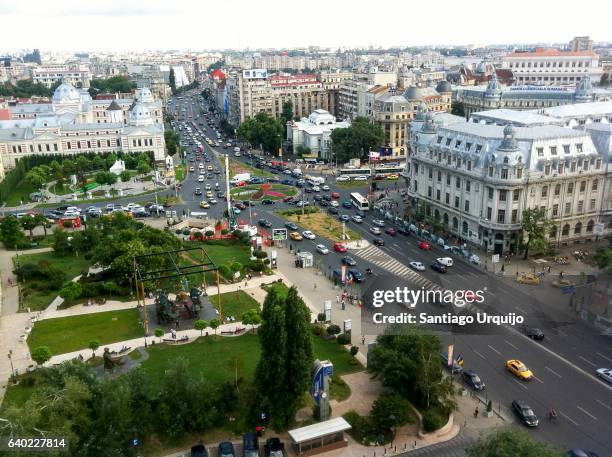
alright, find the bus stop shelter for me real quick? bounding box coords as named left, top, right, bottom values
left=288, top=417, right=351, bottom=456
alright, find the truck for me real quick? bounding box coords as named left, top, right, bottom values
left=230, top=173, right=251, bottom=185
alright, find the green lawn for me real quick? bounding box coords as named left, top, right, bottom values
left=175, top=164, right=186, bottom=182
left=210, top=290, right=260, bottom=319
left=228, top=158, right=273, bottom=178
left=262, top=281, right=290, bottom=299
left=3, top=179, right=37, bottom=206
left=15, top=251, right=92, bottom=311
left=311, top=335, right=363, bottom=375
left=230, top=184, right=297, bottom=201
left=27, top=309, right=143, bottom=355
left=188, top=240, right=252, bottom=268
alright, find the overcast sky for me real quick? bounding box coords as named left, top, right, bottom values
left=2, top=0, right=610, bottom=52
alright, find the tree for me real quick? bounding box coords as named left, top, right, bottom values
left=88, top=76, right=136, bottom=97
left=154, top=328, right=164, bottom=342
left=88, top=340, right=100, bottom=357
left=53, top=228, right=73, bottom=255
left=241, top=308, right=262, bottom=332
left=25, top=170, right=46, bottom=190
left=296, top=145, right=311, bottom=156
left=467, top=430, right=564, bottom=457
left=119, top=170, right=131, bottom=183
left=236, top=112, right=284, bottom=154
left=280, top=100, right=294, bottom=135
left=92, top=155, right=106, bottom=171
left=594, top=248, right=612, bottom=274
left=31, top=346, right=53, bottom=366
left=59, top=282, right=83, bottom=302
left=209, top=318, right=220, bottom=335
left=34, top=213, right=49, bottom=237
left=521, top=207, right=554, bottom=259
left=194, top=319, right=208, bottom=336
left=136, top=161, right=151, bottom=176
left=451, top=101, right=465, bottom=117
left=0, top=215, right=25, bottom=248
left=169, top=68, right=177, bottom=95
left=20, top=215, right=38, bottom=239
left=370, top=392, right=413, bottom=436
left=330, top=117, right=384, bottom=163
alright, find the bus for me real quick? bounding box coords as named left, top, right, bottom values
left=373, top=165, right=403, bottom=176
left=350, top=192, right=370, bottom=211
left=339, top=168, right=371, bottom=177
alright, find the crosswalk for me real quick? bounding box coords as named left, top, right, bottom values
left=354, top=244, right=442, bottom=291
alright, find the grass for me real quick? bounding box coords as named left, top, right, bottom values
left=330, top=374, right=351, bottom=401
left=230, top=184, right=297, bottom=201
left=189, top=239, right=252, bottom=268
left=335, top=180, right=368, bottom=189
left=27, top=309, right=143, bottom=355
left=228, top=158, right=273, bottom=178
left=281, top=209, right=362, bottom=242
left=174, top=164, right=186, bottom=182
left=211, top=290, right=260, bottom=319
left=15, top=251, right=92, bottom=311
left=261, top=281, right=290, bottom=299
left=4, top=179, right=37, bottom=206
left=311, top=335, right=363, bottom=375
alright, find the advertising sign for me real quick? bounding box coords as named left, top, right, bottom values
left=242, top=68, right=268, bottom=79
left=343, top=319, right=352, bottom=333
left=324, top=300, right=332, bottom=321
left=311, top=360, right=333, bottom=405
left=272, top=228, right=287, bottom=241
left=595, top=222, right=604, bottom=236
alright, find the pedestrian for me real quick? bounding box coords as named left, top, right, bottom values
left=341, top=301, right=346, bottom=310
left=313, top=283, right=317, bottom=290
left=175, top=319, right=180, bottom=329
left=361, top=336, right=365, bottom=345
left=171, top=328, right=177, bottom=340
left=336, top=295, right=340, bottom=304
left=474, top=407, right=479, bottom=418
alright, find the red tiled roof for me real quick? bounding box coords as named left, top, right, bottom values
left=0, top=108, right=10, bottom=120
left=506, top=48, right=596, bottom=58
left=210, top=69, right=226, bottom=80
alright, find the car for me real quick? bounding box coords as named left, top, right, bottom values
left=283, top=196, right=294, bottom=203
left=341, top=256, right=357, bottom=266
left=329, top=200, right=339, bottom=208
left=319, top=200, right=329, bottom=207
left=328, top=207, right=339, bottom=215
left=516, top=273, right=541, bottom=285
left=462, top=370, right=485, bottom=391
left=436, top=257, right=454, bottom=267
left=353, top=175, right=368, bottom=181
left=191, top=444, right=208, bottom=457
left=387, top=173, right=399, bottom=180
left=304, top=187, right=313, bottom=194
left=199, top=201, right=210, bottom=208
left=312, top=186, right=321, bottom=192
left=218, top=442, right=235, bottom=457
left=235, top=202, right=246, bottom=210
left=409, top=261, right=425, bottom=271
left=596, top=368, right=612, bottom=384
left=333, top=243, right=348, bottom=253
left=331, top=192, right=340, bottom=199
left=522, top=326, right=545, bottom=340
left=418, top=241, right=431, bottom=250
left=208, top=198, right=218, bottom=204
left=189, top=166, right=195, bottom=172
left=506, top=359, right=534, bottom=380
left=342, top=201, right=353, bottom=209
left=321, top=185, right=330, bottom=191
left=316, top=244, right=329, bottom=254
left=243, top=433, right=259, bottom=457
left=322, top=194, right=331, bottom=201
left=372, top=219, right=385, bottom=227
left=370, top=226, right=382, bottom=235
left=205, top=184, right=212, bottom=190
left=373, top=238, right=385, bottom=246
left=512, top=400, right=539, bottom=427
left=397, top=227, right=410, bottom=236
left=263, top=437, right=284, bottom=457
left=336, top=175, right=350, bottom=182
left=566, top=449, right=600, bottom=457
left=289, top=231, right=303, bottom=241
left=258, top=219, right=272, bottom=228
left=302, top=230, right=316, bottom=240
left=385, top=227, right=397, bottom=236
left=232, top=207, right=241, bottom=214
left=351, top=215, right=363, bottom=223
left=206, top=191, right=213, bottom=198
left=339, top=214, right=350, bottom=222
left=261, top=199, right=275, bottom=205
left=348, top=269, right=364, bottom=282
left=430, top=262, right=448, bottom=273
left=194, top=188, right=202, bottom=195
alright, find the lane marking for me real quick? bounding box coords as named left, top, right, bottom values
left=579, top=356, right=597, bottom=367
left=487, top=345, right=501, bottom=355
left=512, top=379, right=528, bottom=390
left=559, top=411, right=579, bottom=426
left=515, top=306, right=527, bottom=314
left=473, top=350, right=487, bottom=360
left=577, top=405, right=598, bottom=421
left=504, top=339, right=518, bottom=350
left=545, top=366, right=562, bottom=378
left=532, top=375, right=544, bottom=384
left=596, top=352, right=612, bottom=363
left=596, top=399, right=612, bottom=411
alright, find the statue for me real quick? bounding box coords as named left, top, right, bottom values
left=103, top=347, right=126, bottom=370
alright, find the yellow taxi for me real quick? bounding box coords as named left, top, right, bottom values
left=516, top=273, right=540, bottom=285
left=506, top=359, right=533, bottom=380
left=199, top=201, right=210, bottom=209
left=207, top=165, right=213, bottom=171
left=206, top=191, right=213, bottom=198
left=387, top=173, right=399, bottom=180
left=289, top=231, right=303, bottom=241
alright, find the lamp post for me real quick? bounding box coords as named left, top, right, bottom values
left=8, top=349, right=15, bottom=378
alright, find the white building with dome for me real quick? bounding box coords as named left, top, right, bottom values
left=0, top=80, right=166, bottom=168
left=286, top=109, right=350, bottom=160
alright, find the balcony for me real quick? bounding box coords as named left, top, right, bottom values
left=478, top=218, right=522, bottom=231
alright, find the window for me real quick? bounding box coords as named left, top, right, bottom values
left=497, top=209, right=505, bottom=224
left=455, top=140, right=462, bottom=148
left=562, top=224, right=570, bottom=236
left=454, top=196, right=460, bottom=208
left=567, top=182, right=574, bottom=194
left=445, top=193, right=450, bottom=204
left=579, top=181, right=586, bottom=192
left=501, top=168, right=508, bottom=179
left=427, top=186, right=432, bottom=198
left=586, top=220, right=594, bottom=232
left=511, top=209, right=518, bottom=223
left=541, top=186, right=548, bottom=197
left=550, top=226, right=557, bottom=238
left=456, top=177, right=461, bottom=188
left=574, top=222, right=582, bottom=235
left=486, top=207, right=492, bottom=220
left=446, top=174, right=451, bottom=185
left=437, top=171, right=442, bottom=182
left=464, top=200, right=470, bottom=212
left=537, top=147, right=544, bottom=157
left=563, top=144, right=570, bottom=154
left=467, top=160, right=472, bottom=171
left=462, top=221, right=468, bottom=234
left=557, top=162, right=564, bottom=174
left=554, top=184, right=561, bottom=196
left=445, top=138, right=452, bottom=146
left=487, top=187, right=494, bottom=199
left=436, top=189, right=440, bottom=200
left=576, top=143, right=583, bottom=153
left=552, top=204, right=559, bottom=216
left=475, top=145, right=482, bottom=153
left=516, top=167, right=522, bottom=179
left=577, top=200, right=583, bottom=213
left=550, top=146, right=557, bottom=156
left=499, top=190, right=507, bottom=202
left=545, top=164, right=551, bottom=175
left=595, top=159, right=602, bottom=169
left=583, top=160, right=589, bottom=171
left=565, top=202, right=571, bottom=215
left=570, top=161, right=576, bottom=172
left=489, top=166, right=494, bottom=177
left=436, top=136, right=443, bottom=144
left=466, top=180, right=471, bottom=192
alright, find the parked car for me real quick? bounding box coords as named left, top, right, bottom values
left=243, top=433, right=259, bottom=457
left=462, top=370, right=485, bottom=391
left=261, top=199, right=275, bottom=205
left=512, top=400, right=539, bottom=427
left=342, top=200, right=353, bottom=209
left=331, top=192, right=340, bottom=199
left=218, top=442, right=235, bottom=457
left=351, top=215, right=363, bottom=223
left=339, top=214, right=350, bottom=222
left=264, top=438, right=284, bottom=457
left=328, top=207, right=339, bottom=215
left=191, top=444, right=208, bottom=457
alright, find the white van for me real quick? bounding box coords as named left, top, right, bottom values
left=436, top=257, right=454, bottom=267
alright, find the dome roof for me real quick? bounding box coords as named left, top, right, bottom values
left=575, top=76, right=593, bottom=101
left=415, top=101, right=427, bottom=121
left=129, top=101, right=153, bottom=126
left=135, top=87, right=154, bottom=103
left=52, top=80, right=80, bottom=104
left=435, top=80, right=452, bottom=93
left=498, top=124, right=518, bottom=151
left=403, top=86, right=422, bottom=100
left=485, top=73, right=502, bottom=98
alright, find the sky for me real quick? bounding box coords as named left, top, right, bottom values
left=1, top=0, right=611, bottom=52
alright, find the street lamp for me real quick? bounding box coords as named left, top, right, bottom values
left=8, top=349, right=15, bottom=379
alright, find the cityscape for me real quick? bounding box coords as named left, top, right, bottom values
left=0, top=2, right=611, bottom=457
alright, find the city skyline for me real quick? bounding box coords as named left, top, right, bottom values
left=1, top=0, right=611, bottom=52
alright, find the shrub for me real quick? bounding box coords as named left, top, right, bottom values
left=421, top=407, right=448, bottom=433
left=350, top=346, right=359, bottom=356
left=326, top=324, right=341, bottom=335
left=174, top=229, right=182, bottom=234
left=182, top=228, right=191, bottom=236
left=230, top=261, right=243, bottom=272
left=62, top=220, right=73, bottom=228
left=221, top=229, right=229, bottom=235
left=317, top=312, right=326, bottom=322
left=205, top=230, right=214, bottom=238
left=218, top=265, right=233, bottom=280
left=311, top=324, right=324, bottom=336
left=253, top=250, right=267, bottom=259
left=337, top=333, right=351, bottom=345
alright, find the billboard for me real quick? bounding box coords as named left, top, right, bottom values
left=272, top=228, right=287, bottom=241
left=242, top=68, right=268, bottom=79
left=311, top=360, right=333, bottom=405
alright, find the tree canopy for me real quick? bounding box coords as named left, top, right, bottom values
left=88, top=76, right=136, bottom=97
left=521, top=207, right=554, bottom=259
left=236, top=112, right=283, bottom=154
left=169, top=68, right=177, bottom=95
left=466, top=430, right=564, bottom=457
left=594, top=248, right=612, bottom=274
left=330, top=117, right=384, bottom=163
left=0, top=79, right=56, bottom=98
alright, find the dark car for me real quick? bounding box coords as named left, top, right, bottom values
left=397, top=227, right=410, bottom=236
left=385, top=227, right=397, bottom=236
left=264, top=438, right=284, bottom=457
left=217, top=191, right=226, bottom=198
left=461, top=370, right=485, bottom=391
left=243, top=433, right=259, bottom=457
left=281, top=179, right=294, bottom=186
left=313, top=194, right=323, bottom=201
left=512, top=400, right=539, bottom=427
left=261, top=199, right=275, bottom=205
left=319, top=200, right=329, bottom=207
left=285, top=222, right=299, bottom=230
left=242, top=200, right=256, bottom=207
left=342, top=200, right=353, bottom=209
left=348, top=269, right=364, bottom=283
left=218, top=441, right=235, bottom=457
left=234, top=202, right=246, bottom=210
left=373, top=238, right=385, bottom=246
left=328, top=207, right=339, bottom=215
left=322, top=194, right=331, bottom=201
left=431, top=262, right=448, bottom=273
left=339, top=214, right=350, bottom=222
left=304, top=187, right=313, bottom=194
left=194, top=188, right=202, bottom=196
left=566, top=449, right=600, bottom=457
left=341, top=256, right=357, bottom=266
left=522, top=326, right=545, bottom=340
left=258, top=219, right=272, bottom=228
left=132, top=209, right=149, bottom=218
left=191, top=444, right=208, bottom=457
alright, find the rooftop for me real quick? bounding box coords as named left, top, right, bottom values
left=506, top=48, right=597, bottom=58
left=470, top=109, right=559, bottom=126
left=288, top=417, right=351, bottom=444
left=540, top=101, right=612, bottom=119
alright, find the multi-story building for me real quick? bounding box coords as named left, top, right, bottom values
left=31, top=65, right=91, bottom=88
left=319, top=70, right=353, bottom=117
left=501, top=48, right=602, bottom=87
left=286, top=109, right=350, bottom=161
left=0, top=81, right=165, bottom=168
left=456, top=74, right=612, bottom=118
left=269, top=73, right=331, bottom=119
left=337, top=69, right=398, bottom=121
left=569, top=36, right=593, bottom=53
left=226, top=69, right=272, bottom=126
left=405, top=107, right=610, bottom=253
